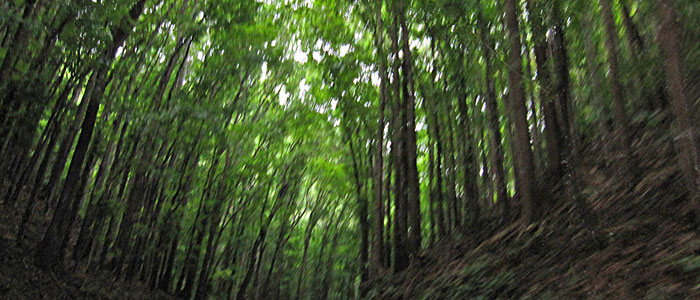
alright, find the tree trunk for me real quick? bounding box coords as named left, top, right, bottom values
left=397, top=0, right=422, bottom=257
left=348, top=136, right=369, bottom=291
left=428, top=134, right=438, bottom=243
left=455, top=57, right=481, bottom=225
left=34, top=0, right=146, bottom=271
left=73, top=117, right=125, bottom=261
left=525, top=0, right=563, bottom=184
left=372, top=0, right=387, bottom=276
left=503, top=0, right=538, bottom=222
left=550, top=2, right=572, bottom=173
left=654, top=0, right=700, bottom=219
left=16, top=97, right=68, bottom=243
left=599, top=0, right=637, bottom=184
left=236, top=228, right=265, bottom=300
left=43, top=73, right=93, bottom=210
left=388, top=6, right=409, bottom=273
left=0, top=0, right=36, bottom=85
left=476, top=5, right=509, bottom=217
left=431, top=110, right=447, bottom=237
left=443, top=106, right=460, bottom=229
left=295, top=212, right=318, bottom=300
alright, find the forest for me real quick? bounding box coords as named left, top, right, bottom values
left=0, top=0, right=699, bottom=299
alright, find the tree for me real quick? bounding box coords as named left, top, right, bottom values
left=654, top=0, right=700, bottom=219
left=503, top=0, right=539, bottom=222
left=35, top=0, right=148, bottom=271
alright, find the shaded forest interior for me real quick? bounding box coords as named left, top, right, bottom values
left=1, top=0, right=699, bottom=299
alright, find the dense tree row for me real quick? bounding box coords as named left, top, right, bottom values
left=1, top=0, right=698, bottom=299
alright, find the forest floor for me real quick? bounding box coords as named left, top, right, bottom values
left=0, top=199, right=177, bottom=299
left=368, top=119, right=700, bottom=299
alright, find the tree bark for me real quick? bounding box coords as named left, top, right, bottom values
left=348, top=136, right=369, bottom=291
left=526, top=0, right=563, bottom=184
left=476, top=5, right=509, bottom=217
left=443, top=105, right=460, bottom=230
left=431, top=109, right=447, bottom=237
left=388, top=5, right=409, bottom=272
left=398, top=0, right=422, bottom=257
left=503, top=0, right=538, bottom=222
left=455, top=53, right=481, bottom=225
left=599, top=0, right=637, bottom=184
left=371, top=0, right=387, bottom=276
left=654, top=0, right=700, bottom=219
left=34, top=0, right=147, bottom=271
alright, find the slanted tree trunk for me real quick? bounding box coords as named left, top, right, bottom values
left=34, top=0, right=147, bottom=271
left=0, top=0, right=36, bottom=85
left=73, top=117, right=125, bottom=261
left=236, top=227, right=265, bottom=300
left=43, top=73, right=93, bottom=210
left=295, top=210, right=319, bottom=300
left=180, top=157, right=216, bottom=298
left=654, top=0, right=700, bottom=219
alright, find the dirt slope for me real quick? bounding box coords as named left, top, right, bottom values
left=368, top=123, right=700, bottom=300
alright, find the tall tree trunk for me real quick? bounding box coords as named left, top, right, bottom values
left=180, top=161, right=215, bottom=298
left=503, top=0, right=538, bottom=222
left=455, top=53, right=481, bottom=225
left=598, top=0, right=637, bottom=184
left=34, top=0, right=147, bottom=271
left=551, top=0, right=598, bottom=230
left=443, top=106, right=460, bottom=230
left=654, top=0, right=700, bottom=219
left=60, top=135, right=99, bottom=254
left=397, top=0, right=422, bottom=257
left=348, top=136, right=369, bottom=291
left=236, top=228, right=265, bottom=300
left=0, top=0, right=36, bottom=85
left=384, top=163, right=393, bottom=268
left=431, top=109, right=447, bottom=237
left=388, top=6, right=409, bottom=273
left=428, top=134, right=438, bottom=243
left=525, top=0, right=563, bottom=185
left=159, top=225, right=181, bottom=292
left=43, top=73, right=93, bottom=210
left=550, top=2, right=572, bottom=162
left=5, top=74, right=74, bottom=208
left=371, top=0, right=387, bottom=276
left=73, top=117, right=125, bottom=261
left=476, top=5, right=509, bottom=217
left=295, top=212, right=318, bottom=300
left=16, top=97, right=69, bottom=243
